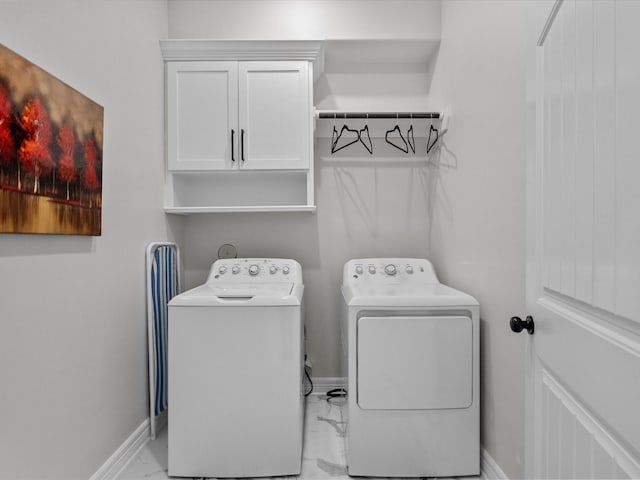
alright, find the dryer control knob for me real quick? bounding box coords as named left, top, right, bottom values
left=282, top=266, right=290, bottom=275
left=248, top=264, right=260, bottom=276
left=269, top=266, right=277, bottom=274
left=355, top=265, right=363, bottom=275
left=218, top=266, right=227, bottom=274
left=406, top=265, right=414, bottom=274
left=384, top=264, right=397, bottom=276
left=232, top=266, right=240, bottom=274
left=368, top=265, right=376, bottom=274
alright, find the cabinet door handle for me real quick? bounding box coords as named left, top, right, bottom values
left=241, top=129, right=245, bottom=162
left=231, top=129, right=235, bottom=162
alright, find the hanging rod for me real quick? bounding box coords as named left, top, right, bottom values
left=317, top=111, right=440, bottom=119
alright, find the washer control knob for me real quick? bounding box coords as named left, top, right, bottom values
left=355, top=265, right=363, bottom=275
left=232, top=265, right=240, bottom=274
left=282, top=265, right=290, bottom=275
left=406, top=265, right=414, bottom=274
left=384, top=264, right=397, bottom=276
left=368, top=265, right=376, bottom=274
left=218, top=266, right=227, bottom=274
left=269, top=266, right=277, bottom=274
left=248, top=264, right=260, bottom=276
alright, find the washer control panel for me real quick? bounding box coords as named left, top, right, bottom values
left=344, top=258, right=438, bottom=285
left=207, top=258, right=301, bottom=283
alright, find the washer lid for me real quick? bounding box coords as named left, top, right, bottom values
left=210, top=283, right=293, bottom=297
left=342, top=282, right=479, bottom=307
left=169, top=282, right=301, bottom=306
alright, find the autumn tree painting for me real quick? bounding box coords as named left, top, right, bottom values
left=0, top=43, right=104, bottom=235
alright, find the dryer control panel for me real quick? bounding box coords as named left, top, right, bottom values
left=207, top=258, right=302, bottom=284
left=344, top=258, right=439, bottom=285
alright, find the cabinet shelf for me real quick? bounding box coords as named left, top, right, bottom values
left=164, top=205, right=317, bottom=215
left=164, top=170, right=313, bottom=213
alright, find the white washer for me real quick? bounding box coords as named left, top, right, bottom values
left=168, top=258, right=304, bottom=478
left=341, top=258, right=479, bottom=477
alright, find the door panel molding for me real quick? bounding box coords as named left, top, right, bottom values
left=539, top=291, right=640, bottom=352
left=535, top=293, right=640, bottom=461
left=538, top=369, right=640, bottom=478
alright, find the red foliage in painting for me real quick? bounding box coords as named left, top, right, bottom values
left=83, top=137, right=100, bottom=191
left=18, top=97, right=54, bottom=176
left=0, top=84, right=15, bottom=165
left=57, top=124, right=77, bottom=200
left=57, top=124, right=76, bottom=183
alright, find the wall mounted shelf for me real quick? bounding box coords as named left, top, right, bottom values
left=165, top=205, right=317, bottom=215
left=322, top=39, right=440, bottom=74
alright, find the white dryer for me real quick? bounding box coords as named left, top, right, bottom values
left=341, top=258, right=479, bottom=477
left=168, top=258, right=304, bottom=478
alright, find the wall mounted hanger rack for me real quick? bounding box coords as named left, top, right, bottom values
left=316, top=111, right=442, bottom=156
left=317, top=111, right=440, bottom=119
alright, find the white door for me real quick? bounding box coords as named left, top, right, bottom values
left=167, top=61, right=238, bottom=171
left=527, top=1, right=640, bottom=478
left=238, top=61, right=311, bottom=170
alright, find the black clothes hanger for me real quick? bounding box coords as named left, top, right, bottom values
left=427, top=125, right=439, bottom=153
left=385, top=125, right=408, bottom=153
left=332, top=124, right=360, bottom=154
left=359, top=125, right=373, bottom=154
left=407, top=125, right=415, bottom=154
left=331, top=125, right=339, bottom=151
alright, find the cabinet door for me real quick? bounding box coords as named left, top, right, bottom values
left=167, top=61, right=238, bottom=171
left=238, top=61, right=311, bottom=170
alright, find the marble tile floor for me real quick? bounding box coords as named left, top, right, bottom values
left=119, top=395, right=479, bottom=480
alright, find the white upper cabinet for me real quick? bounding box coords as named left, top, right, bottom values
left=168, top=61, right=238, bottom=171
left=239, top=61, right=310, bottom=170
left=160, top=40, right=322, bottom=213
left=167, top=59, right=311, bottom=172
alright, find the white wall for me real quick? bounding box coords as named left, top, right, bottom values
left=168, top=0, right=441, bottom=40
left=428, top=1, right=530, bottom=478
left=169, top=0, right=442, bottom=378
left=0, top=2, right=175, bottom=478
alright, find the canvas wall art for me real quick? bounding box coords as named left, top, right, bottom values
left=0, top=43, right=104, bottom=235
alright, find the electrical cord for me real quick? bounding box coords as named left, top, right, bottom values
left=303, top=364, right=313, bottom=396
left=303, top=330, right=313, bottom=397
left=326, top=387, right=347, bottom=404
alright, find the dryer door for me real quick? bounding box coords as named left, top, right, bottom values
left=357, top=315, right=473, bottom=410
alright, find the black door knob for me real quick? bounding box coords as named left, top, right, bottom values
left=510, top=315, right=535, bottom=335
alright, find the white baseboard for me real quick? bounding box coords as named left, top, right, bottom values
left=89, top=419, right=150, bottom=480
left=481, top=447, right=508, bottom=479
left=310, top=376, right=347, bottom=395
